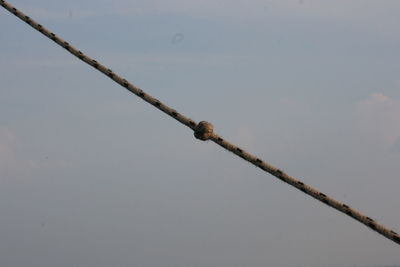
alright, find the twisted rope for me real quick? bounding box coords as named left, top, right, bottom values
left=1, top=0, right=399, bottom=246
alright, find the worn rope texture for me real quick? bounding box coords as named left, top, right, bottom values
left=1, top=0, right=399, bottom=246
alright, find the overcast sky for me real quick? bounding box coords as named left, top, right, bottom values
left=1, top=1, right=400, bottom=266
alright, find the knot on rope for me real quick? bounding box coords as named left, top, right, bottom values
left=194, top=121, right=214, bottom=141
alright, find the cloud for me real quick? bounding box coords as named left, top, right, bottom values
left=20, top=6, right=97, bottom=20
left=0, top=127, right=67, bottom=180
left=355, top=93, right=400, bottom=150
left=231, top=124, right=256, bottom=151
left=0, top=127, right=18, bottom=173
left=10, top=1, right=400, bottom=41
left=391, top=137, right=400, bottom=153
left=0, top=127, right=34, bottom=179
left=110, top=0, right=400, bottom=28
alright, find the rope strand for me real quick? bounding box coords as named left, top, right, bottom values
left=1, top=0, right=399, bottom=246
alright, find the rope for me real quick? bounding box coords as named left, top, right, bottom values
left=1, top=0, right=399, bottom=246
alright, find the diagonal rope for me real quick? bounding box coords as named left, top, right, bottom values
left=1, top=0, right=399, bottom=246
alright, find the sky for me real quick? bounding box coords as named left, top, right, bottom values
left=1, top=0, right=400, bottom=266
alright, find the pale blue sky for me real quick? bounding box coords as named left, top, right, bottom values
left=1, top=1, right=400, bottom=267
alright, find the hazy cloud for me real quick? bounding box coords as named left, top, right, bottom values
left=0, top=127, right=36, bottom=179
left=0, top=127, right=18, bottom=175
left=0, top=127, right=67, bottom=179
left=231, top=124, right=256, bottom=151
left=19, top=6, right=97, bottom=19
left=391, top=137, right=400, bottom=153
left=355, top=93, right=400, bottom=150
